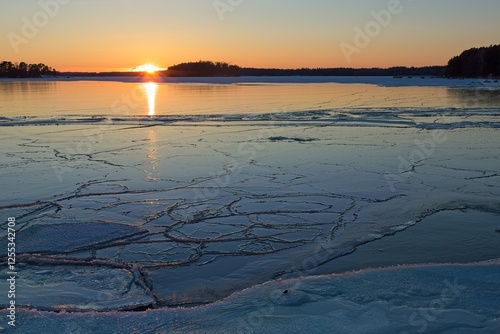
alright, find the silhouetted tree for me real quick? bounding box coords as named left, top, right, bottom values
left=446, top=45, right=500, bottom=78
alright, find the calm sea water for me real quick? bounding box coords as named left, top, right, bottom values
left=1, top=79, right=500, bottom=119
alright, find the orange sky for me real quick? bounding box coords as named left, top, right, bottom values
left=1, top=0, right=499, bottom=72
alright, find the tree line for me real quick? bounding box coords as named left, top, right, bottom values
left=0, top=61, right=59, bottom=78
left=7, top=44, right=496, bottom=79
left=164, top=61, right=445, bottom=77
left=446, top=45, right=500, bottom=78
left=165, top=61, right=241, bottom=77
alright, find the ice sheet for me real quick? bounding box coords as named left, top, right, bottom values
left=1, top=79, right=499, bottom=332
left=8, top=222, right=147, bottom=255
left=1, top=108, right=500, bottom=128
left=5, top=262, right=500, bottom=334
left=0, top=263, right=155, bottom=312
left=1, top=123, right=499, bottom=309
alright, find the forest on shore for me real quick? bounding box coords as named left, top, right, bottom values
left=163, top=61, right=445, bottom=77
left=0, top=61, right=59, bottom=78
left=164, top=45, right=499, bottom=78
left=2, top=45, right=498, bottom=78
left=445, top=45, right=500, bottom=78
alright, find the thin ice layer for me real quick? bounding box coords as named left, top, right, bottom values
left=8, top=262, right=500, bottom=334
left=1, top=123, right=499, bottom=308
left=11, top=222, right=147, bottom=255
left=0, top=263, right=155, bottom=312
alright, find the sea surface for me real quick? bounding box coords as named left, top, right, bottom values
left=1, top=77, right=499, bottom=333
left=1, top=77, right=500, bottom=120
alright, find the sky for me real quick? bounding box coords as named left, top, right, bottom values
left=1, top=0, right=499, bottom=72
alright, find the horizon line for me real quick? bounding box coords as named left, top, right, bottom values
left=57, top=64, right=446, bottom=74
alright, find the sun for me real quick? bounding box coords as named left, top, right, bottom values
left=133, top=63, right=163, bottom=74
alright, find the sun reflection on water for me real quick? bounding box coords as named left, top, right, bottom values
left=145, top=128, right=160, bottom=181
left=143, top=82, right=158, bottom=116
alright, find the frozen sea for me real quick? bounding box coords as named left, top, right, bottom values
left=0, top=76, right=499, bottom=333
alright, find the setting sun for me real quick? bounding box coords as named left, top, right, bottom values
left=133, top=63, right=163, bottom=73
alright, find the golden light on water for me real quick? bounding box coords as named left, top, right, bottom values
left=143, top=82, right=158, bottom=116
left=145, top=128, right=160, bottom=181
